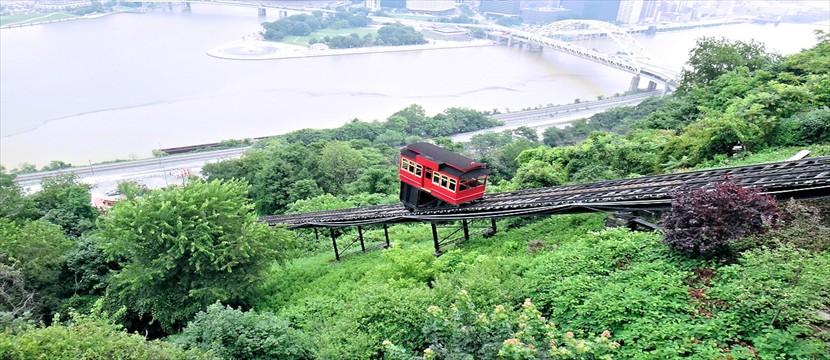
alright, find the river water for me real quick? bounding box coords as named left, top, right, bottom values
left=0, top=4, right=825, bottom=167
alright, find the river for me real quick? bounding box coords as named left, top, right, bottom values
left=0, top=4, right=825, bottom=168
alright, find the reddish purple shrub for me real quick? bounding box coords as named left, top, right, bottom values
left=662, top=180, right=781, bottom=256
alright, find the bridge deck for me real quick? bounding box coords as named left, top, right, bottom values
left=262, top=156, right=830, bottom=229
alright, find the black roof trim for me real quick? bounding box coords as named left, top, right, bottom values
left=403, top=142, right=485, bottom=171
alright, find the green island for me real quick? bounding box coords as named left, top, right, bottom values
left=261, top=9, right=427, bottom=49
left=1, top=27, right=829, bottom=360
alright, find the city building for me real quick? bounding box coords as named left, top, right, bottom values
left=616, top=0, right=644, bottom=23
left=380, top=0, right=406, bottom=9
left=639, top=0, right=659, bottom=23
left=522, top=7, right=573, bottom=24
left=406, top=0, right=456, bottom=13
left=365, top=0, right=380, bottom=11
left=479, top=0, right=522, bottom=15
left=559, top=0, right=621, bottom=22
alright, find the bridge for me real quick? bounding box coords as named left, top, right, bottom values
left=479, top=20, right=680, bottom=92
left=263, top=156, right=830, bottom=260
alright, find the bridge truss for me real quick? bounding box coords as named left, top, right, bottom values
left=534, top=20, right=650, bottom=62
left=264, top=156, right=830, bottom=260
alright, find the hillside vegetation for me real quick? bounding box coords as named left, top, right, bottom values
left=1, top=31, right=829, bottom=359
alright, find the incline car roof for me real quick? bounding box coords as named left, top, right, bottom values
left=401, top=142, right=490, bottom=178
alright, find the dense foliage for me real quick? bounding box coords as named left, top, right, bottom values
left=0, top=307, right=209, bottom=360
left=177, top=302, right=311, bottom=359
left=100, top=180, right=295, bottom=333
left=383, top=290, right=620, bottom=360
left=202, top=105, right=499, bottom=215
left=261, top=10, right=369, bottom=41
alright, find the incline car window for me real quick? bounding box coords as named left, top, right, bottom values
left=459, top=176, right=487, bottom=191
left=400, top=157, right=423, bottom=177
left=431, top=171, right=457, bottom=192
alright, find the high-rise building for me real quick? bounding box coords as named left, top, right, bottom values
left=560, top=0, right=621, bottom=22
left=479, top=0, right=522, bottom=15
left=407, top=0, right=456, bottom=12
left=616, top=0, right=644, bottom=24
left=639, top=0, right=659, bottom=22
left=380, top=0, right=406, bottom=9
left=365, top=0, right=380, bottom=10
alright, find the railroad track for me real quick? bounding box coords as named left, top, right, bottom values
left=262, top=156, right=830, bottom=229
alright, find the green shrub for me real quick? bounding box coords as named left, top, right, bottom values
left=177, top=302, right=311, bottom=360
left=388, top=290, right=619, bottom=360
left=710, top=247, right=830, bottom=344
left=0, top=309, right=208, bottom=360
left=770, top=108, right=830, bottom=146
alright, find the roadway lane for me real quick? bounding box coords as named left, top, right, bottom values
left=14, top=147, right=248, bottom=198
left=451, top=91, right=659, bottom=142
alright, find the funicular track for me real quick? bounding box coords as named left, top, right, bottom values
left=262, top=156, right=830, bottom=229
left=263, top=156, right=830, bottom=260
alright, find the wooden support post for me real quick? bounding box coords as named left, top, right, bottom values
left=462, top=219, right=469, bottom=241
left=491, top=219, right=497, bottom=234
left=383, top=224, right=390, bottom=249
left=358, top=226, right=365, bottom=252
left=431, top=223, right=441, bottom=256
left=330, top=228, right=340, bottom=261
left=314, top=228, right=319, bottom=241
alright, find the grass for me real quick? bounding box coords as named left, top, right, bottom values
left=278, top=28, right=377, bottom=47
left=0, top=13, right=76, bottom=26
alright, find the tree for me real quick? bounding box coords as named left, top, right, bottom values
left=513, top=160, right=566, bottom=189
left=662, top=180, right=780, bottom=257
left=100, top=180, right=296, bottom=333
left=679, top=37, right=779, bottom=91
left=0, top=168, right=40, bottom=223
left=0, top=220, right=72, bottom=320
left=318, top=142, right=366, bottom=194
left=31, top=174, right=97, bottom=237
left=250, top=142, right=311, bottom=215
left=40, top=160, right=72, bottom=172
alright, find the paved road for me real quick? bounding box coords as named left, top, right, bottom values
left=451, top=91, right=659, bottom=142
left=14, top=147, right=248, bottom=198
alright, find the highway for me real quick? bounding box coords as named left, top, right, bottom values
left=13, top=92, right=659, bottom=198
left=452, top=91, right=660, bottom=142
left=14, top=147, right=248, bottom=198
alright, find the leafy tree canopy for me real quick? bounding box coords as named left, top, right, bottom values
left=100, top=180, right=296, bottom=333
left=679, top=36, right=779, bottom=91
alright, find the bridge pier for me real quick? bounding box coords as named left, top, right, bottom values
left=258, top=7, right=266, bottom=17
left=629, top=74, right=641, bottom=92
left=647, top=80, right=657, bottom=91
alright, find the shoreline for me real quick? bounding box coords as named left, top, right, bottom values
left=206, top=38, right=497, bottom=60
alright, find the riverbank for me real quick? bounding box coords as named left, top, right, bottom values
left=0, top=10, right=131, bottom=29
left=206, top=38, right=497, bottom=60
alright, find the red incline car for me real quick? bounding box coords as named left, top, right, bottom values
left=399, top=142, right=490, bottom=211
